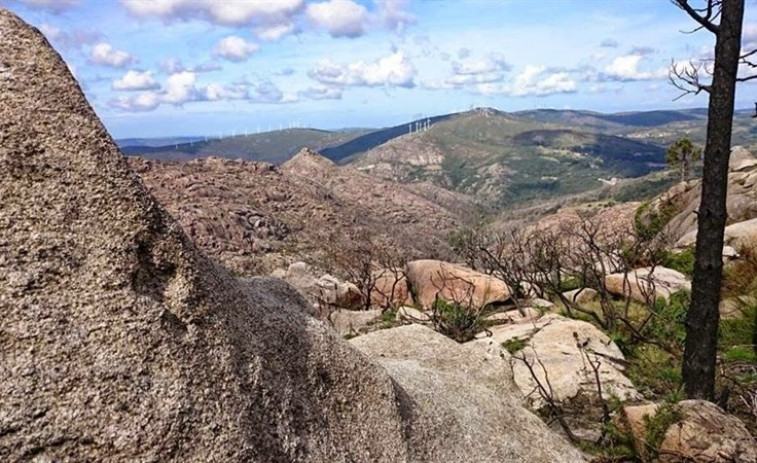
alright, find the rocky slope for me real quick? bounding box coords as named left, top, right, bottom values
left=129, top=148, right=477, bottom=275
left=0, top=9, right=585, bottom=462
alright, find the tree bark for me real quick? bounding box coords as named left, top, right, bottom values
left=683, top=0, right=744, bottom=400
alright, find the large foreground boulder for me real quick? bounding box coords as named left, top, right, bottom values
left=0, top=10, right=583, bottom=462
left=0, top=10, right=407, bottom=461
left=351, top=325, right=588, bottom=462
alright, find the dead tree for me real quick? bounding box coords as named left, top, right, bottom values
left=671, top=0, right=755, bottom=400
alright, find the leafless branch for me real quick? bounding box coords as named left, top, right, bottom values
left=669, top=59, right=712, bottom=101
left=671, top=0, right=720, bottom=34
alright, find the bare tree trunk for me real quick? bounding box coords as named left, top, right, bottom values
left=683, top=0, right=744, bottom=400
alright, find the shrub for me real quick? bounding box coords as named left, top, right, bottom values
left=719, top=296, right=757, bottom=360
left=633, top=200, right=678, bottom=241
left=660, top=247, right=695, bottom=277
left=502, top=337, right=527, bottom=354
left=429, top=298, right=483, bottom=343
left=642, top=397, right=683, bottom=460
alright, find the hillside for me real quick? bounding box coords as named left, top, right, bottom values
left=121, top=128, right=364, bottom=164
left=127, top=149, right=478, bottom=275
left=350, top=108, right=666, bottom=206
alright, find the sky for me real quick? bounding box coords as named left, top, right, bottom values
left=3, top=0, right=757, bottom=139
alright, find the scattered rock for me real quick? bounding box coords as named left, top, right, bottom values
left=605, top=266, right=690, bottom=303
left=396, top=305, right=431, bottom=322
left=530, top=297, right=554, bottom=309
left=406, top=259, right=511, bottom=309
left=729, top=146, right=757, bottom=172
left=563, top=287, right=598, bottom=304
left=284, top=261, right=363, bottom=311
left=476, top=315, right=638, bottom=406
left=624, top=400, right=757, bottom=463
left=483, top=307, right=541, bottom=325
left=371, top=268, right=414, bottom=308
left=329, top=309, right=383, bottom=336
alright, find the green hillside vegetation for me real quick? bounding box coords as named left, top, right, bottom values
left=121, top=128, right=365, bottom=164
left=352, top=108, right=667, bottom=206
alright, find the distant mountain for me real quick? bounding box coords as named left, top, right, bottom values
left=513, top=109, right=702, bottom=130
left=120, top=128, right=365, bottom=165
left=320, top=113, right=458, bottom=163
left=116, top=136, right=205, bottom=148
left=349, top=108, right=667, bottom=206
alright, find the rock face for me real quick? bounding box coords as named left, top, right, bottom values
left=283, top=261, right=363, bottom=312
left=677, top=217, right=757, bottom=250
left=130, top=145, right=474, bottom=276
left=328, top=309, right=383, bottom=336
left=605, top=266, right=690, bottom=303
left=624, top=401, right=757, bottom=463
left=371, top=268, right=414, bottom=309
left=350, top=325, right=588, bottom=462
left=476, top=315, right=638, bottom=406
left=406, top=259, right=511, bottom=308
left=664, top=146, right=757, bottom=245
left=0, top=10, right=409, bottom=461
left=0, top=10, right=584, bottom=462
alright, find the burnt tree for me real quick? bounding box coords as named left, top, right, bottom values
left=671, top=0, right=756, bottom=399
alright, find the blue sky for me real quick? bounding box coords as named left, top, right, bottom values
left=3, top=0, right=757, bottom=138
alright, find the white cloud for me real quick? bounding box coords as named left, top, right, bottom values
left=744, top=22, right=757, bottom=50
left=112, top=70, right=160, bottom=91
left=90, top=43, right=137, bottom=68
left=510, top=65, right=576, bottom=97
left=11, top=0, right=80, bottom=13
left=299, top=85, right=342, bottom=100
left=308, top=51, right=415, bottom=88
left=213, top=36, right=259, bottom=62
left=109, top=91, right=161, bottom=112
left=374, top=0, right=415, bottom=33
left=120, top=0, right=304, bottom=27
left=120, top=0, right=412, bottom=40
left=108, top=72, right=292, bottom=111
left=424, top=52, right=511, bottom=90
left=163, top=71, right=198, bottom=104
left=159, top=58, right=222, bottom=74
left=602, top=54, right=664, bottom=81
left=306, top=0, right=368, bottom=38
left=39, top=23, right=100, bottom=50
left=255, top=23, right=296, bottom=41
left=452, top=53, right=510, bottom=75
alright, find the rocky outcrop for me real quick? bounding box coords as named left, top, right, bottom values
left=351, top=325, right=588, bottom=462
left=624, top=401, right=757, bottom=463
left=563, top=287, right=599, bottom=304
left=406, top=259, right=511, bottom=308
left=605, top=266, right=690, bottom=303
left=328, top=309, right=383, bottom=336
left=677, top=217, right=757, bottom=250
left=664, top=146, right=757, bottom=245
left=371, top=268, right=414, bottom=308
left=283, top=261, right=363, bottom=311
left=476, top=315, right=638, bottom=407
left=0, top=10, right=583, bottom=462
left=131, top=147, right=472, bottom=276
